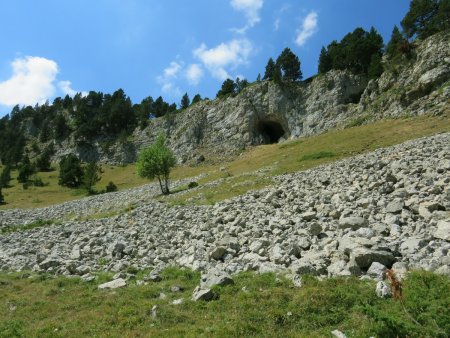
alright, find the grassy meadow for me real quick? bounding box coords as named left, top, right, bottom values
left=0, top=268, right=449, bottom=337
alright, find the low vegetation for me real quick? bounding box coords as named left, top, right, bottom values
left=0, top=268, right=448, bottom=337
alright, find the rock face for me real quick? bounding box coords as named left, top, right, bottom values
left=52, top=31, right=449, bottom=165
left=1, top=133, right=449, bottom=280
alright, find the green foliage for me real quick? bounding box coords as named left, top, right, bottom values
left=31, top=175, right=45, bottom=187
left=58, top=154, right=83, bottom=188
left=273, top=66, right=282, bottom=84
left=53, top=114, right=70, bottom=140
left=300, top=151, right=336, bottom=161
left=188, top=181, right=199, bottom=189
left=216, top=79, right=237, bottom=98
left=368, top=54, right=384, bottom=79
left=35, top=145, right=54, bottom=172
left=105, top=181, right=118, bottom=193
left=401, top=0, right=449, bottom=40
left=276, top=47, right=302, bottom=82
left=17, top=156, right=35, bottom=183
left=1, top=219, right=56, bottom=234
left=180, top=93, right=190, bottom=109
left=318, top=46, right=332, bottom=74
left=345, top=114, right=372, bottom=128
left=0, top=165, right=11, bottom=188
left=137, top=134, right=176, bottom=195
left=319, top=27, right=384, bottom=76
left=191, top=94, right=202, bottom=104
left=235, top=77, right=249, bottom=93
left=263, top=58, right=276, bottom=80
left=386, top=25, right=410, bottom=60
left=82, top=162, right=102, bottom=195
left=0, top=188, right=4, bottom=205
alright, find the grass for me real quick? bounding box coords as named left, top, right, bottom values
left=1, top=113, right=449, bottom=210
left=0, top=269, right=448, bottom=337
left=0, top=219, right=58, bottom=234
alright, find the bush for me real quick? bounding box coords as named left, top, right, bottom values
left=32, top=176, right=45, bottom=187
left=188, top=181, right=199, bottom=189
left=58, top=154, right=83, bottom=188
left=0, top=189, right=5, bottom=204
left=82, top=162, right=102, bottom=195
left=106, top=181, right=118, bottom=193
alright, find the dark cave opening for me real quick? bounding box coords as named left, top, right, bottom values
left=257, top=120, right=286, bottom=144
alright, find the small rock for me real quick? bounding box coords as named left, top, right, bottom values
left=172, top=298, right=183, bottom=305
left=338, top=217, right=368, bottom=230
left=98, top=278, right=127, bottom=290
left=376, top=281, right=391, bottom=298
left=209, top=246, right=227, bottom=261
left=292, top=274, right=302, bottom=288
left=192, top=286, right=216, bottom=301
left=434, top=220, right=450, bottom=241
left=150, top=305, right=157, bottom=319
left=367, top=262, right=386, bottom=280
left=385, top=199, right=404, bottom=214
left=302, top=211, right=317, bottom=221
left=331, top=329, right=347, bottom=338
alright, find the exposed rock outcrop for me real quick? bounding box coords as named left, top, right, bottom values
left=50, top=31, right=449, bottom=165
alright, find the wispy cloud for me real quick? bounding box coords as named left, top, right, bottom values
left=193, top=39, right=252, bottom=80
left=295, top=11, right=318, bottom=46
left=273, top=4, right=290, bottom=32
left=0, top=56, right=58, bottom=107
left=230, top=0, right=264, bottom=34
left=157, top=60, right=184, bottom=96
left=58, top=80, right=88, bottom=97
left=185, top=64, right=204, bottom=85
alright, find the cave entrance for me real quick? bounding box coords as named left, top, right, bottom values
left=257, top=120, right=286, bottom=144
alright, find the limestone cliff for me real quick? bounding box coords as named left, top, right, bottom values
left=55, top=31, right=449, bottom=164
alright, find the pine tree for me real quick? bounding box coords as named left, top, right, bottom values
left=401, top=0, right=440, bottom=39
left=318, top=47, right=332, bottom=74
left=216, top=79, right=236, bottom=98
left=263, top=58, right=276, bottom=80
left=276, top=48, right=302, bottom=82
left=386, top=25, right=407, bottom=58
left=180, top=93, right=190, bottom=109
left=368, top=54, right=384, bottom=79
left=273, top=66, right=282, bottom=84
left=192, top=94, right=202, bottom=104
left=82, top=162, right=102, bottom=195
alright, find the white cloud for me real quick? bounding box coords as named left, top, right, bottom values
left=58, top=80, right=87, bottom=97
left=0, top=56, right=58, bottom=107
left=230, top=0, right=263, bottom=33
left=163, top=61, right=182, bottom=78
left=185, top=64, right=204, bottom=85
left=193, top=39, right=252, bottom=80
left=295, top=11, right=318, bottom=46
left=231, top=0, right=263, bottom=27
left=157, top=60, right=184, bottom=96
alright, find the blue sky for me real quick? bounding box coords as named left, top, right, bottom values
left=0, top=0, right=410, bottom=116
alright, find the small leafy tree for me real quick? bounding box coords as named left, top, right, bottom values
left=137, top=134, right=176, bottom=195
left=180, top=93, right=190, bottom=109
left=82, top=162, right=102, bottom=195
left=58, top=154, right=83, bottom=187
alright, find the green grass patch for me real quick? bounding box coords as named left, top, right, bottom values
left=1, top=219, right=59, bottom=234
left=300, top=151, right=336, bottom=161
left=0, top=269, right=448, bottom=337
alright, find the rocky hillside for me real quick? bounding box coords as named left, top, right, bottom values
left=1, top=133, right=449, bottom=281
left=54, top=31, right=450, bottom=165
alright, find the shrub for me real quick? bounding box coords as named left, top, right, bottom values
left=106, top=181, right=118, bottom=193
left=58, top=154, right=83, bottom=188
left=188, top=181, right=199, bottom=189
left=82, top=162, right=102, bottom=195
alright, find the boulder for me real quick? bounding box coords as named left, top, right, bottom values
left=98, top=278, right=127, bottom=290
left=338, top=217, right=368, bottom=230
